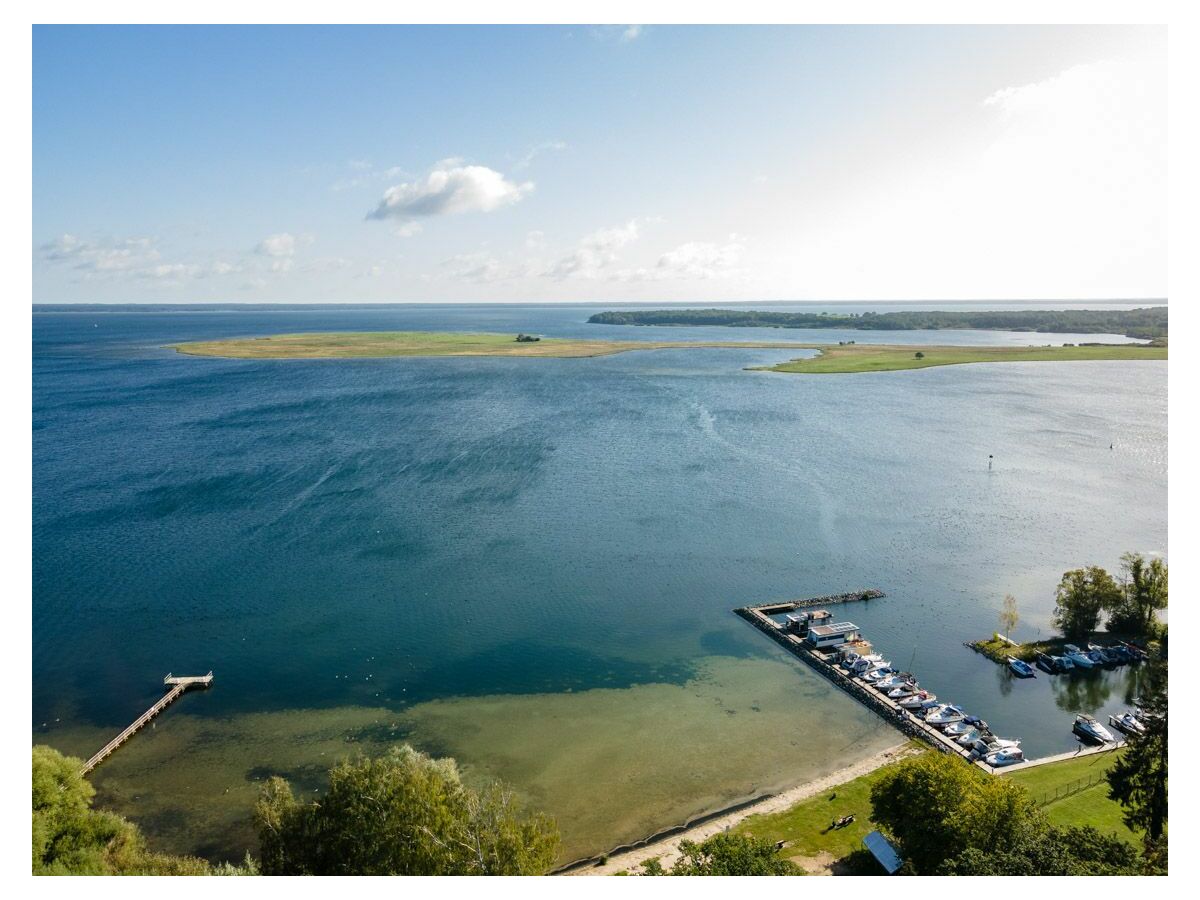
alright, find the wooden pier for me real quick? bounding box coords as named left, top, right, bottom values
left=80, top=672, right=213, bottom=776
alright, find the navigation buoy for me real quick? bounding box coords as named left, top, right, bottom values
left=988, top=454, right=994, bottom=471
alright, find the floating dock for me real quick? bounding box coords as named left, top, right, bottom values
left=80, top=672, right=213, bottom=775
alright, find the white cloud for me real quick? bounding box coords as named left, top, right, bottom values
left=255, top=232, right=313, bottom=272
left=256, top=232, right=296, bottom=258
left=367, top=160, right=533, bottom=222
left=550, top=219, right=642, bottom=280
left=40, top=234, right=158, bottom=274
left=513, top=140, right=567, bottom=171
left=621, top=25, right=644, bottom=43
left=656, top=237, right=745, bottom=279
left=524, top=230, right=546, bottom=251
left=395, top=221, right=424, bottom=238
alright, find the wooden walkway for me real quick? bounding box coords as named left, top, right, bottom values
left=80, top=672, right=213, bottom=775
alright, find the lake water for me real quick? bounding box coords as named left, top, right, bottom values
left=32, top=303, right=1167, bottom=863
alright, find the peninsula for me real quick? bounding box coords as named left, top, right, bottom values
left=172, top=331, right=1167, bottom=373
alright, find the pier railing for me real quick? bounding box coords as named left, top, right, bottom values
left=80, top=672, right=213, bottom=775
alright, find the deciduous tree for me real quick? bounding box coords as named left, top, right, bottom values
left=1053, top=566, right=1121, bottom=638
left=254, top=744, right=559, bottom=875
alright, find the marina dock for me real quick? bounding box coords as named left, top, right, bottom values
left=734, top=597, right=1121, bottom=774
left=80, top=672, right=213, bottom=775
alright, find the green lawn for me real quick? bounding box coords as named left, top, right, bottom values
left=733, top=746, right=924, bottom=862
left=1004, top=752, right=1138, bottom=844
left=731, top=745, right=1139, bottom=871
left=763, top=343, right=1167, bottom=374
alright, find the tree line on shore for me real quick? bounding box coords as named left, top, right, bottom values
left=1053, top=552, right=1167, bottom=640
left=587, top=307, right=1168, bottom=340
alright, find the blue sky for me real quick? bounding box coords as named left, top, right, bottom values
left=33, top=24, right=1166, bottom=302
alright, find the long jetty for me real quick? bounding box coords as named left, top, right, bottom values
left=735, top=598, right=1007, bottom=771
left=735, top=598, right=1126, bottom=773
left=80, top=673, right=213, bottom=775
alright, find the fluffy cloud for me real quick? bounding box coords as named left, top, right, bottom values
left=367, top=160, right=533, bottom=221
left=550, top=220, right=641, bottom=280
left=38, top=234, right=228, bottom=282
left=255, top=232, right=313, bottom=272
left=621, top=25, right=643, bottom=42
left=656, top=237, right=745, bottom=279
left=40, top=234, right=155, bottom=273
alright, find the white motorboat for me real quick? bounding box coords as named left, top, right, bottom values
left=1073, top=714, right=1114, bottom=744
left=985, top=747, right=1025, bottom=767
left=955, top=728, right=982, bottom=746
left=873, top=674, right=906, bottom=691
left=887, top=682, right=918, bottom=699
left=1109, top=712, right=1145, bottom=736
left=863, top=666, right=895, bottom=682
left=925, top=705, right=966, bottom=726
left=968, top=735, right=1021, bottom=759
left=899, top=690, right=935, bottom=709
left=1063, top=645, right=1095, bottom=669
left=849, top=655, right=885, bottom=676
left=942, top=720, right=972, bottom=736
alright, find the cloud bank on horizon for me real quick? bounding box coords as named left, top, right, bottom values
left=32, top=24, right=1166, bottom=302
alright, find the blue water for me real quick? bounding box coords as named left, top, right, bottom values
left=33, top=303, right=1166, bottom=856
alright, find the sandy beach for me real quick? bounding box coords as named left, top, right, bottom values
left=567, top=741, right=916, bottom=876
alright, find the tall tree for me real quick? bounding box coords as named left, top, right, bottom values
left=641, top=833, right=799, bottom=876
left=1053, top=566, right=1122, bottom=638
left=255, top=744, right=559, bottom=875
left=1107, top=664, right=1168, bottom=841
left=1111, top=553, right=1168, bottom=634
left=869, top=753, right=1042, bottom=873
left=998, top=594, right=1019, bottom=640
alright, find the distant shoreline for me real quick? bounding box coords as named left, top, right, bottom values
left=588, top=307, right=1167, bottom=341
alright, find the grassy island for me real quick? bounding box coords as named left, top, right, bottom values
left=171, top=331, right=803, bottom=359
left=172, top=331, right=1166, bottom=373
left=758, top=343, right=1166, bottom=374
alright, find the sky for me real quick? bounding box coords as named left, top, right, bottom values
left=32, top=24, right=1167, bottom=303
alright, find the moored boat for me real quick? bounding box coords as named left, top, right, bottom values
left=899, top=690, right=934, bottom=709
left=887, top=682, right=918, bottom=699
left=1109, top=711, right=1145, bottom=736
left=1073, top=713, right=1114, bottom=744
left=1007, top=656, right=1036, bottom=678
left=955, top=727, right=982, bottom=746
left=925, top=704, right=966, bottom=726
left=985, top=746, right=1025, bottom=767
left=1063, top=645, right=1095, bottom=669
